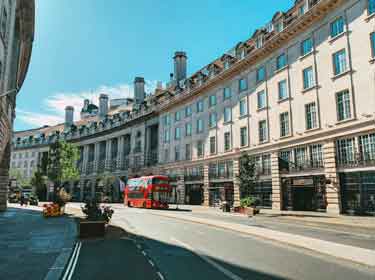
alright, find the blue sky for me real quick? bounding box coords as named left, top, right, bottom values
left=15, top=0, right=295, bottom=131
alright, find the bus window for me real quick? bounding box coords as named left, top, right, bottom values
left=152, top=178, right=169, bottom=185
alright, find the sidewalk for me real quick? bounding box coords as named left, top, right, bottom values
left=0, top=204, right=77, bottom=280
left=170, top=204, right=375, bottom=229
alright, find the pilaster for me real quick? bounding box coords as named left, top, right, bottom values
left=271, top=152, right=282, bottom=210
left=203, top=164, right=209, bottom=206
left=323, top=140, right=341, bottom=215
left=232, top=158, right=241, bottom=207
left=93, top=142, right=100, bottom=173
left=105, top=139, right=112, bottom=170
left=82, top=145, right=89, bottom=175
left=117, top=136, right=124, bottom=169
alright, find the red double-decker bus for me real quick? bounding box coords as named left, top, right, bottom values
left=124, top=175, right=172, bottom=209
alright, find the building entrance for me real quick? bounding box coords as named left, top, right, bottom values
left=185, top=184, right=203, bottom=205
left=282, top=176, right=326, bottom=211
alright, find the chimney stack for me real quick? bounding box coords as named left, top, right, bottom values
left=64, top=106, right=74, bottom=129
left=134, top=77, right=145, bottom=104
left=173, top=51, right=187, bottom=83
left=99, top=94, right=109, bottom=119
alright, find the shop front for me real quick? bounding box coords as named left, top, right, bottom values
left=281, top=175, right=327, bottom=211
left=250, top=180, right=272, bottom=208
left=208, top=182, right=234, bottom=207
left=340, top=171, right=375, bottom=216
left=185, top=183, right=203, bottom=205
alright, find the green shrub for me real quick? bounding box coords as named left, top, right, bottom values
left=240, top=196, right=260, bottom=208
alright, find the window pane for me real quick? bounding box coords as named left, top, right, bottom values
left=333, top=49, right=347, bottom=75
left=280, top=112, right=289, bottom=137
left=331, top=17, right=344, bottom=38
left=337, top=90, right=351, bottom=121
left=224, top=107, right=232, bottom=122
left=209, top=95, right=217, bottom=107
left=305, top=103, right=317, bottom=130
left=370, top=0, right=375, bottom=14
left=278, top=80, right=288, bottom=100
left=257, top=90, right=266, bottom=109
left=276, top=54, right=287, bottom=70
left=259, top=120, right=267, bottom=142
left=209, top=112, right=217, bottom=128
left=301, top=38, right=313, bottom=56
left=224, top=132, right=231, bottom=151
left=240, top=127, right=248, bottom=147
left=239, top=79, right=247, bottom=91
left=257, top=67, right=266, bottom=82
left=223, top=88, right=231, bottom=100
left=239, top=99, right=247, bottom=116
left=303, top=67, right=314, bottom=89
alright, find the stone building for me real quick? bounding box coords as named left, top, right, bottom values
left=0, top=0, right=34, bottom=211
left=11, top=0, right=375, bottom=215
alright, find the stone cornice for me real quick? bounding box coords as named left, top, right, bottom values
left=158, top=0, right=343, bottom=112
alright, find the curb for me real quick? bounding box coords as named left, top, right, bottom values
left=150, top=212, right=375, bottom=268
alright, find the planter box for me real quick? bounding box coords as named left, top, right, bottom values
left=79, top=220, right=106, bottom=238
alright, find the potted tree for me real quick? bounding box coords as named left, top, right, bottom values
left=236, top=153, right=260, bottom=216
left=79, top=199, right=114, bottom=238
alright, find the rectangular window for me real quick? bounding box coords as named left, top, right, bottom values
left=224, top=132, right=231, bottom=151
left=175, top=127, right=181, bottom=140
left=301, top=38, right=313, bottom=56
left=256, top=66, right=266, bottom=83
left=333, top=49, right=347, bottom=75
left=305, top=102, right=317, bottom=130
left=163, top=114, right=171, bottom=126
left=303, top=66, right=314, bottom=89
left=240, top=127, right=248, bottom=147
left=209, top=112, right=217, bottom=128
left=185, top=144, right=191, bottom=160
left=336, top=138, right=355, bottom=165
left=359, top=133, right=375, bottom=161
left=185, top=122, right=192, bottom=136
left=175, top=146, right=180, bottom=161
left=276, top=53, right=287, bottom=70
left=299, top=4, right=306, bottom=15
left=185, top=106, right=192, bottom=117
left=275, top=22, right=283, bottom=32
left=278, top=79, right=288, bottom=100
left=259, top=120, right=268, bottom=143
left=370, top=0, right=375, bottom=14
left=280, top=112, right=290, bottom=137
left=371, top=32, right=375, bottom=58
left=330, top=17, right=345, bottom=38
left=336, top=90, right=351, bottom=121
left=239, top=98, right=248, bottom=117
left=196, top=100, right=204, bottom=113
left=197, top=141, right=204, bottom=158
left=223, top=87, right=231, bottom=100
left=256, top=36, right=263, bottom=48
left=239, top=78, right=248, bottom=91
left=310, top=144, right=323, bottom=167
left=164, top=129, right=170, bottom=143
left=224, top=107, right=232, bottom=123
left=209, top=95, right=217, bottom=107
left=257, top=90, right=267, bottom=109
left=196, top=119, right=204, bottom=133
left=174, top=111, right=181, bottom=122
left=210, top=136, right=216, bottom=154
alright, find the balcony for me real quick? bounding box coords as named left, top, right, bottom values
left=337, top=152, right=375, bottom=169
left=279, top=158, right=324, bottom=174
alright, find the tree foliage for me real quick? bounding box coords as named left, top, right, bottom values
left=9, top=168, right=30, bottom=187
left=30, top=170, right=47, bottom=200
left=237, top=153, right=257, bottom=197
left=47, top=141, right=80, bottom=187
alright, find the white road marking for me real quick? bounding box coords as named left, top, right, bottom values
left=171, top=237, right=243, bottom=280
left=142, top=250, right=147, bottom=256
left=62, top=241, right=82, bottom=280
left=136, top=244, right=142, bottom=249
left=148, top=260, right=155, bottom=267
left=157, top=271, right=165, bottom=280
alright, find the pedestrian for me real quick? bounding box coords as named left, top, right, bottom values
left=20, top=193, right=25, bottom=206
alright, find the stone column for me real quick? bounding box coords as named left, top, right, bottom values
left=117, top=136, right=124, bottom=170
left=323, top=140, right=341, bottom=215
left=271, top=152, right=282, bottom=210
left=105, top=139, right=112, bottom=170
left=79, top=179, right=85, bottom=201
left=177, top=172, right=185, bottom=204
left=232, top=158, right=241, bottom=207
left=82, top=145, right=89, bottom=175
left=91, top=178, right=96, bottom=200
left=203, top=164, right=209, bottom=206
left=93, top=143, right=100, bottom=173
left=0, top=142, right=10, bottom=211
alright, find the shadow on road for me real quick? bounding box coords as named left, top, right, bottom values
left=73, top=223, right=285, bottom=280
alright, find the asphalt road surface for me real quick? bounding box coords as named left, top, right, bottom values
left=101, top=206, right=375, bottom=280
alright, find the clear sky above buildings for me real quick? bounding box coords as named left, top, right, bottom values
left=15, top=0, right=295, bottom=131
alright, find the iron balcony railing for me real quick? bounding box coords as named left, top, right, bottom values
left=279, top=158, right=324, bottom=174
left=337, top=152, right=375, bottom=168
left=184, top=174, right=204, bottom=181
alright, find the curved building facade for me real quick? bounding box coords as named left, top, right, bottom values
left=0, top=0, right=35, bottom=211
left=11, top=0, right=375, bottom=215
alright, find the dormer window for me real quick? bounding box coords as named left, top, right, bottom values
left=256, top=36, right=263, bottom=49
left=224, top=60, right=230, bottom=70
left=266, top=22, right=273, bottom=33
left=275, top=21, right=283, bottom=33
left=299, top=3, right=307, bottom=15
left=240, top=49, right=246, bottom=59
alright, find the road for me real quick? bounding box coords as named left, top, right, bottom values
left=68, top=205, right=375, bottom=280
